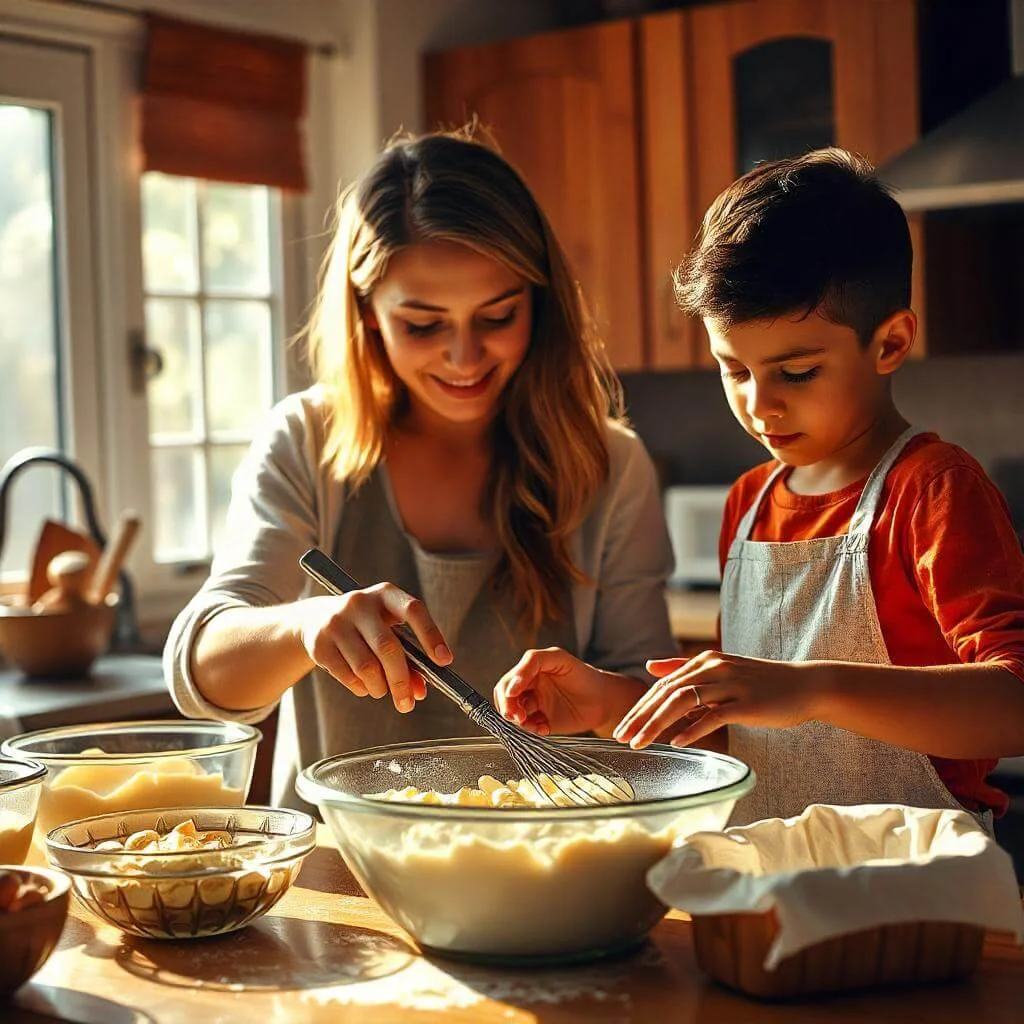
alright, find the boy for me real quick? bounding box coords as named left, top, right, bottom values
left=494, top=148, right=1024, bottom=826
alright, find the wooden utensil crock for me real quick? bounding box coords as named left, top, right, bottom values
left=0, top=590, right=117, bottom=677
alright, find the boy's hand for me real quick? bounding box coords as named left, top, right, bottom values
left=493, top=648, right=625, bottom=736
left=612, top=650, right=818, bottom=749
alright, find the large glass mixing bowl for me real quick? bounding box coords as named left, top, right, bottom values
left=297, top=737, right=754, bottom=965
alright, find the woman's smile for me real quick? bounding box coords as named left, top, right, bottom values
left=429, top=367, right=497, bottom=399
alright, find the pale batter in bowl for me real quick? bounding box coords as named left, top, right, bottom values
left=366, top=772, right=631, bottom=807
left=38, top=749, right=243, bottom=835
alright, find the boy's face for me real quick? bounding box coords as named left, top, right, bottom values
left=706, top=311, right=898, bottom=468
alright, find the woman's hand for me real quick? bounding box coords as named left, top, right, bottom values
left=295, top=584, right=451, bottom=713
left=612, top=650, right=819, bottom=749
left=493, top=648, right=644, bottom=737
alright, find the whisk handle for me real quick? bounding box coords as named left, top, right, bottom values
left=298, top=548, right=489, bottom=716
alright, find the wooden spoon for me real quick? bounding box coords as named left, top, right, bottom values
left=88, top=510, right=142, bottom=604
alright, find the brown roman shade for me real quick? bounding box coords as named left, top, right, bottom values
left=141, top=13, right=308, bottom=191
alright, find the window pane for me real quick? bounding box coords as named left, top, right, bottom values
left=141, top=172, right=280, bottom=571
left=0, top=103, right=62, bottom=577
left=734, top=38, right=835, bottom=175
left=208, top=444, right=249, bottom=553
left=145, top=298, right=203, bottom=439
left=151, top=446, right=206, bottom=562
left=202, top=183, right=271, bottom=295
left=141, top=173, right=199, bottom=293
left=203, top=300, right=273, bottom=437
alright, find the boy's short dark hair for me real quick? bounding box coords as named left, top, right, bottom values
left=675, top=148, right=912, bottom=344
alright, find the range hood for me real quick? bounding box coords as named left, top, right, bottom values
left=879, top=0, right=1024, bottom=211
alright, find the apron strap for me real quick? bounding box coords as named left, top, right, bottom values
left=730, top=427, right=923, bottom=550
left=845, top=426, right=923, bottom=546
left=732, top=462, right=788, bottom=544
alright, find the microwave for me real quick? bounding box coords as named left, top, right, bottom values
left=663, top=485, right=731, bottom=588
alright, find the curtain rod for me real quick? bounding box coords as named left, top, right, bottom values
left=43, top=0, right=339, bottom=56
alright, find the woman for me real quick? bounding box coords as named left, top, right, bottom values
left=164, top=129, right=676, bottom=808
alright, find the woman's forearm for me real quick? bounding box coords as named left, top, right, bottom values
left=191, top=604, right=314, bottom=711
left=817, top=661, right=1024, bottom=759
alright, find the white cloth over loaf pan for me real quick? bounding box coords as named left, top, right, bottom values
left=648, top=803, right=1024, bottom=970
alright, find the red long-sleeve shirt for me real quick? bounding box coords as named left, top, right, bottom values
left=718, top=433, right=1024, bottom=815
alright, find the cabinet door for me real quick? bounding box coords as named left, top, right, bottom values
left=424, top=22, right=645, bottom=371
left=640, top=12, right=703, bottom=370
left=650, top=0, right=923, bottom=367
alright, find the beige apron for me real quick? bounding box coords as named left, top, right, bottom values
left=721, top=428, right=989, bottom=830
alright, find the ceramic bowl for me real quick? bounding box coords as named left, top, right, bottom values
left=0, top=865, right=71, bottom=994
left=0, top=594, right=117, bottom=676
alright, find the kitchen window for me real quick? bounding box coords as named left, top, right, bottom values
left=0, top=3, right=325, bottom=631
left=0, top=35, right=104, bottom=582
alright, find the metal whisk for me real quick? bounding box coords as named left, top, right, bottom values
left=299, top=548, right=633, bottom=808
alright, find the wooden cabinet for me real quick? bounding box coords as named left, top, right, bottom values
left=425, top=0, right=925, bottom=371
left=643, top=0, right=924, bottom=368
left=424, top=22, right=646, bottom=371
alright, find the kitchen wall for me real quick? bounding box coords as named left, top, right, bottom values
left=622, top=352, right=1024, bottom=529
left=87, top=0, right=345, bottom=41
left=375, top=0, right=560, bottom=140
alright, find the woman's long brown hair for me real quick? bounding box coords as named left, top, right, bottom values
left=305, top=127, right=623, bottom=639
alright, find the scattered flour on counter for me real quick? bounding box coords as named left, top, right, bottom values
left=302, top=959, right=481, bottom=1012
left=299, top=950, right=645, bottom=1012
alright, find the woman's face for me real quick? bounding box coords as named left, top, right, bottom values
left=366, top=241, right=532, bottom=434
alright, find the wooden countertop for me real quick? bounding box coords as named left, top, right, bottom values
left=9, top=826, right=1024, bottom=1023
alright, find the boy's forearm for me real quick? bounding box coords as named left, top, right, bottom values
left=814, top=660, right=1024, bottom=759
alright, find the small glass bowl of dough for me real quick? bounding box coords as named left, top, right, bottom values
left=297, top=737, right=754, bottom=965
left=44, top=805, right=314, bottom=939
left=0, top=756, right=47, bottom=865
left=1, top=720, right=260, bottom=840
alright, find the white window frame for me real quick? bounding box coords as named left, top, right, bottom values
left=0, top=33, right=104, bottom=486
left=142, top=175, right=287, bottom=567
left=0, top=0, right=337, bottom=631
